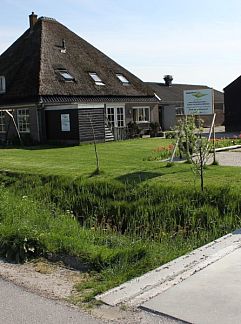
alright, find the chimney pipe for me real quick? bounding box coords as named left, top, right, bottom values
left=164, top=75, right=173, bottom=87
left=29, top=12, right=38, bottom=30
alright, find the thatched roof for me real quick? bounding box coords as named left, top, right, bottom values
left=0, top=16, right=156, bottom=105
left=147, top=82, right=224, bottom=104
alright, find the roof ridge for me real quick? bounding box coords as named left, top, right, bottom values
left=39, top=16, right=56, bottom=22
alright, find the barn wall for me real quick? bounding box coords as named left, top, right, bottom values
left=225, top=83, right=241, bottom=131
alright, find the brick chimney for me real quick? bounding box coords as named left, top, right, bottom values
left=164, top=75, right=173, bottom=87
left=29, top=12, right=38, bottom=29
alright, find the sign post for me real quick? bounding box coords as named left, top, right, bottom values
left=184, top=89, right=214, bottom=116
left=183, top=88, right=215, bottom=163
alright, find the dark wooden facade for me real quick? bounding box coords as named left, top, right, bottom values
left=78, top=108, right=105, bottom=142
left=45, top=109, right=79, bottom=142
left=224, top=76, right=241, bottom=131
left=45, top=107, right=105, bottom=143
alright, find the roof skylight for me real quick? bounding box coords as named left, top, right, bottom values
left=89, top=72, right=105, bottom=85
left=57, top=70, right=74, bottom=81
left=116, top=74, right=129, bottom=85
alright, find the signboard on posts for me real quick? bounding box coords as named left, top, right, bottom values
left=184, top=89, right=214, bottom=115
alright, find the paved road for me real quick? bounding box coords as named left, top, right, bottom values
left=0, top=278, right=103, bottom=324
left=142, top=247, right=241, bottom=324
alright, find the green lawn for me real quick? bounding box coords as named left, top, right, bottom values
left=0, top=138, right=171, bottom=177
left=0, top=138, right=241, bottom=188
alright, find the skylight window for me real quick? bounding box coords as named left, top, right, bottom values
left=89, top=72, right=105, bottom=85
left=57, top=70, right=74, bottom=81
left=116, top=74, right=129, bottom=85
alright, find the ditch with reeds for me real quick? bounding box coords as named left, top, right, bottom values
left=0, top=171, right=241, bottom=300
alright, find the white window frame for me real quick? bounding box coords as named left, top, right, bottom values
left=132, top=106, right=150, bottom=123
left=0, top=111, right=5, bottom=132
left=0, top=76, right=6, bottom=94
left=57, top=69, right=74, bottom=81
left=116, top=74, right=129, bottom=85
left=17, top=109, right=30, bottom=133
left=89, top=72, right=105, bottom=86
left=106, top=104, right=125, bottom=128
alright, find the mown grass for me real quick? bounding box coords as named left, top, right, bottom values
left=0, top=138, right=173, bottom=178
left=0, top=138, right=241, bottom=189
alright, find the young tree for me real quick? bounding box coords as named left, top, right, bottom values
left=175, top=116, right=211, bottom=191
left=88, top=114, right=100, bottom=175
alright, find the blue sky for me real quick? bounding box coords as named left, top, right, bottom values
left=1, top=0, right=241, bottom=91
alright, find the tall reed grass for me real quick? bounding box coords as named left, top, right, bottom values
left=1, top=172, right=240, bottom=243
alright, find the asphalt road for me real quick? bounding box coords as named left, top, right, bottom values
left=0, top=278, right=103, bottom=324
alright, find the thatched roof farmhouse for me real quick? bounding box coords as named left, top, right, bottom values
left=0, top=13, right=159, bottom=144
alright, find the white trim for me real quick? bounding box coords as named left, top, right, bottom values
left=45, top=104, right=78, bottom=111
left=132, top=106, right=151, bottom=109
left=17, top=108, right=30, bottom=133
left=0, top=104, right=36, bottom=110
left=154, top=93, right=161, bottom=101
left=106, top=104, right=126, bottom=127
left=0, top=111, right=6, bottom=133
left=45, top=104, right=106, bottom=110
left=78, top=103, right=105, bottom=109
left=132, top=106, right=150, bottom=123
left=106, top=103, right=125, bottom=108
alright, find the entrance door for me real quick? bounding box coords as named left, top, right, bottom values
left=106, top=106, right=125, bottom=128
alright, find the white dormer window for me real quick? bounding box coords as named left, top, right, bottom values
left=0, top=76, right=6, bottom=94
left=89, top=72, right=105, bottom=85
left=116, top=74, right=129, bottom=85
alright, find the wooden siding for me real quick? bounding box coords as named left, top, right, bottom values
left=78, top=108, right=105, bottom=142
left=45, top=109, right=79, bottom=141
left=224, top=82, right=241, bottom=131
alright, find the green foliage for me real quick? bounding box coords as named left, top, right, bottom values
left=0, top=138, right=174, bottom=178
left=149, top=122, right=160, bottom=137
left=144, top=144, right=175, bottom=161
left=127, top=122, right=141, bottom=138
left=164, top=131, right=176, bottom=139
left=175, top=116, right=197, bottom=161
left=1, top=172, right=241, bottom=242
left=214, top=136, right=241, bottom=148
left=166, top=161, right=174, bottom=167
left=175, top=116, right=212, bottom=190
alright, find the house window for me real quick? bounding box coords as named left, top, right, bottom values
left=89, top=72, right=105, bottom=85
left=0, top=76, right=6, bottom=94
left=106, top=107, right=115, bottom=128
left=0, top=111, right=5, bottom=132
left=61, top=114, right=70, bottom=131
left=17, top=109, right=30, bottom=133
left=116, top=74, right=129, bottom=85
left=106, top=106, right=125, bottom=128
left=133, top=107, right=150, bottom=122
left=56, top=69, right=74, bottom=81
left=176, top=107, right=184, bottom=115
left=116, top=107, right=124, bottom=127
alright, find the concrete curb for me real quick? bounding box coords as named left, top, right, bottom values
left=214, top=144, right=241, bottom=152
left=96, top=229, right=241, bottom=307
